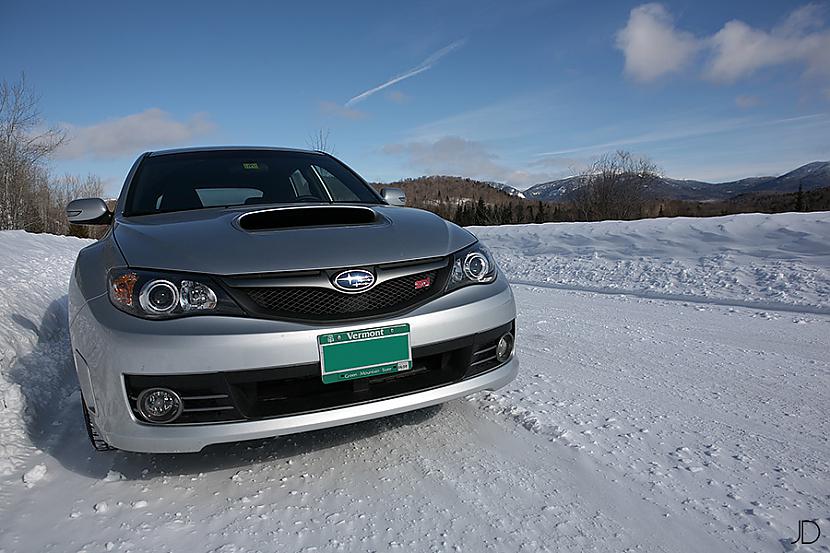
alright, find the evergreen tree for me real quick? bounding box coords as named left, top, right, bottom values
left=461, top=203, right=472, bottom=226
left=475, top=197, right=487, bottom=225
left=453, top=203, right=463, bottom=225
left=535, top=201, right=547, bottom=223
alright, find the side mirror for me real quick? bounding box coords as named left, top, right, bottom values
left=66, top=198, right=112, bottom=225
left=380, top=187, right=406, bottom=207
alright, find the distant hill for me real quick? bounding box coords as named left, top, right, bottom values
left=375, top=175, right=520, bottom=204
left=743, top=161, right=830, bottom=194
left=523, top=161, right=830, bottom=202
left=483, top=181, right=526, bottom=199
left=373, top=175, right=534, bottom=223
left=661, top=186, right=830, bottom=218
left=374, top=172, right=830, bottom=227
left=523, top=175, right=587, bottom=201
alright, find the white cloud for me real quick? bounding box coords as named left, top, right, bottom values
left=408, top=94, right=554, bottom=142
left=535, top=113, right=830, bottom=157
left=383, top=136, right=552, bottom=187
left=706, top=4, right=830, bottom=82
left=57, top=108, right=216, bottom=159
left=319, top=101, right=366, bottom=120
left=735, top=95, right=761, bottom=109
left=617, top=3, right=830, bottom=88
left=386, top=90, right=410, bottom=104
left=345, top=39, right=466, bottom=107
left=616, top=3, right=701, bottom=81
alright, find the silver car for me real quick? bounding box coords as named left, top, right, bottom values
left=66, top=147, right=518, bottom=453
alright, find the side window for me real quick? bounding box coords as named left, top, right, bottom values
left=289, top=170, right=311, bottom=196
left=312, top=165, right=361, bottom=201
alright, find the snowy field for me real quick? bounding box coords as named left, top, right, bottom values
left=473, top=212, right=830, bottom=313
left=0, top=212, right=828, bottom=552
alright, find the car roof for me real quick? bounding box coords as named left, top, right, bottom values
left=147, top=146, right=325, bottom=157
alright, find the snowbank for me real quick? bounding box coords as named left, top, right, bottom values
left=0, top=230, right=91, bottom=474
left=472, top=211, right=830, bottom=311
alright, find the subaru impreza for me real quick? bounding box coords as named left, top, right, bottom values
left=66, top=147, right=518, bottom=453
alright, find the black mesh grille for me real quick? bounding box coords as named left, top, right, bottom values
left=238, top=269, right=445, bottom=321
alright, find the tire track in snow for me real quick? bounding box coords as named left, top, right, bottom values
left=509, top=279, right=830, bottom=316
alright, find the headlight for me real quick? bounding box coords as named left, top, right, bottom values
left=139, top=280, right=179, bottom=314
left=446, top=242, right=498, bottom=292
left=108, top=269, right=243, bottom=319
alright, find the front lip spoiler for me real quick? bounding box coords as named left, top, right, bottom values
left=104, top=356, right=519, bottom=453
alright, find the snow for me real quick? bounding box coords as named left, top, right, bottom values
left=1, top=213, right=829, bottom=552
left=472, top=212, right=830, bottom=312
left=21, top=463, right=47, bottom=487
left=103, top=470, right=126, bottom=482
left=0, top=230, right=92, bottom=475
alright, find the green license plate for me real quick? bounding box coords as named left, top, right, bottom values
left=318, top=324, right=412, bottom=384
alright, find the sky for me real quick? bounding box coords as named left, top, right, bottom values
left=2, top=0, right=830, bottom=194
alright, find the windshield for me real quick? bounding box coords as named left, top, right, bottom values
left=124, top=150, right=382, bottom=216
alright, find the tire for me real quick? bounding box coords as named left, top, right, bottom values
left=81, top=396, right=116, bottom=452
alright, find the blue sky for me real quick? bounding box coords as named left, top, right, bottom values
left=2, top=0, right=829, bottom=194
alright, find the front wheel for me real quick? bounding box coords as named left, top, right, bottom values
left=81, top=396, right=116, bottom=452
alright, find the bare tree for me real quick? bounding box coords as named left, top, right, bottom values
left=306, top=128, right=334, bottom=153
left=50, top=174, right=106, bottom=236
left=570, top=150, right=660, bottom=221
left=0, top=74, right=67, bottom=230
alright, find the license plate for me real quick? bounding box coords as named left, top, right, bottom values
left=318, top=324, right=412, bottom=384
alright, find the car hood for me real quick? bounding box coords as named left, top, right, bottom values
left=113, top=205, right=477, bottom=275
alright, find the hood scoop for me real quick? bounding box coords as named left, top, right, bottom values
left=238, top=205, right=380, bottom=231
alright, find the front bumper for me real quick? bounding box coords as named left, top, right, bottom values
left=110, top=358, right=516, bottom=453
left=70, top=275, right=517, bottom=453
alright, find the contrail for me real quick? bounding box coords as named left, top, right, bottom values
left=345, top=39, right=466, bottom=107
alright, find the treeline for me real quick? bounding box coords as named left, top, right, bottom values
left=451, top=198, right=563, bottom=226
left=380, top=151, right=828, bottom=227
left=658, top=186, right=830, bottom=218
left=379, top=153, right=665, bottom=225
left=0, top=75, right=104, bottom=237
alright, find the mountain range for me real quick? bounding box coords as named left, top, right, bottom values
left=522, top=161, right=830, bottom=202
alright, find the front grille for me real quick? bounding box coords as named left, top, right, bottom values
left=123, top=320, right=514, bottom=426
left=234, top=267, right=447, bottom=322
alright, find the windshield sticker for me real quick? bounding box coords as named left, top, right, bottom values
left=242, top=162, right=259, bottom=170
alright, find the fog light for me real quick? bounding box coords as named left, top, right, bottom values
left=496, top=333, right=514, bottom=362
left=136, top=388, right=182, bottom=423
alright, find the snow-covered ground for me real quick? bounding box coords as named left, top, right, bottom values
left=473, top=212, right=830, bottom=312
left=0, top=231, right=92, bottom=475
left=1, top=212, right=828, bottom=552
